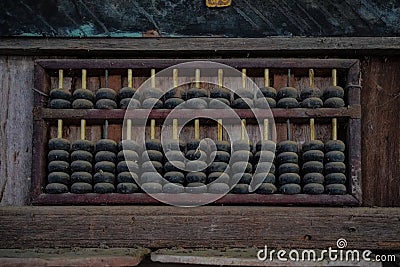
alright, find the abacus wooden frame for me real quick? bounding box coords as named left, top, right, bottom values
left=31, top=58, right=361, bottom=206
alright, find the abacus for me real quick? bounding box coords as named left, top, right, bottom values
left=32, top=58, right=361, bottom=205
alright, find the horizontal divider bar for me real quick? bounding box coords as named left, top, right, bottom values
left=33, top=193, right=359, bottom=206
left=34, top=107, right=361, bottom=124
left=37, top=58, right=359, bottom=71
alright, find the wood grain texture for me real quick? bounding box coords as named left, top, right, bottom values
left=0, top=206, right=399, bottom=250
left=32, top=193, right=359, bottom=206
left=1, top=38, right=400, bottom=57
left=361, top=57, right=400, bottom=207
left=1, top=0, right=400, bottom=37
left=0, top=57, right=34, bottom=205
left=0, top=248, right=150, bottom=267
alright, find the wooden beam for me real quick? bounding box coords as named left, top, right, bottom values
left=0, top=206, right=399, bottom=250
left=35, top=58, right=358, bottom=70
left=34, top=107, right=361, bottom=125
left=0, top=248, right=150, bottom=267
left=32, top=193, right=359, bottom=206
left=1, top=37, right=400, bottom=56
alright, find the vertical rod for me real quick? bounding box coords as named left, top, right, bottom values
left=287, top=69, right=291, bottom=87
left=105, top=69, right=109, bottom=88
left=57, top=119, right=63, bottom=139
left=80, top=119, right=86, bottom=140
left=151, top=69, right=156, bottom=88
left=195, top=69, right=201, bottom=89
left=218, top=69, right=223, bottom=88
left=128, top=69, right=133, bottom=88
left=57, top=69, right=64, bottom=139
left=126, top=119, right=132, bottom=141
left=150, top=119, right=156, bottom=140
left=332, top=70, right=338, bottom=143
left=332, top=118, right=337, bottom=141
left=194, top=119, right=200, bottom=140
left=103, top=120, right=109, bottom=139
left=264, top=119, right=269, bottom=141
left=309, top=69, right=315, bottom=88
left=217, top=119, right=223, bottom=141
left=264, top=69, right=270, bottom=88
left=81, top=69, right=87, bottom=140
left=173, top=119, right=178, bottom=140
left=173, top=69, right=179, bottom=88
left=82, top=69, right=87, bottom=90
left=332, top=69, right=337, bottom=86
left=310, top=118, right=315, bottom=141
left=241, top=119, right=247, bottom=141
left=58, top=69, right=64, bottom=89
left=286, top=119, right=291, bottom=141
left=241, top=68, right=246, bottom=89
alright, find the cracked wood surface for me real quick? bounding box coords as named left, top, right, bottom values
left=1, top=0, right=400, bottom=37
left=0, top=57, right=33, bottom=205
left=0, top=206, right=399, bottom=250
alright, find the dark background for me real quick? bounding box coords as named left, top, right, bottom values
left=1, top=0, right=400, bottom=37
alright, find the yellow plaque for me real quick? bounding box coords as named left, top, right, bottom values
left=206, top=0, right=232, bottom=7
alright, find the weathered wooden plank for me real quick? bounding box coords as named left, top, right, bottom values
left=361, top=57, right=400, bottom=207
left=32, top=193, right=359, bottom=206
left=31, top=63, right=50, bottom=200
left=0, top=248, right=150, bottom=267
left=0, top=56, right=34, bottom=205
left=1, top=38, right=400, bottom=56
left=151, top=248, right=382, bottom=266
left=1, top=0, right=400, bottom=38
left=36, top=58, right=358, bottom=71
left=0, top=206, right=399, bottom=250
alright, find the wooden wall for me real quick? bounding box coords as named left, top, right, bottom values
left=0, top=54, right=399, bottom=207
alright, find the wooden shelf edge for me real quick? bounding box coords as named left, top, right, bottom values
left=34, top=107, right=361, bottom=123
left=35, top=58, right=359, bottom=69
left=32, top=193, right=360, bottom=206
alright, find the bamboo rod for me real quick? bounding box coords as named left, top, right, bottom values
left=173, top=69, right=178, bottom=88
left=194, top=119, right=200, bottom=140
left=264, top=119, right=269, bottom=141
left=57, top=69, right=64, bottom=139
left=286, top=119, right=291, bottom=140
left=58, top=70, right=64, bottom=89
left=264, top=69, right=270, bottom=88
left=242, top=68, right=246, bottom=89
left=217, top=119, right=223, bottom=141
left=241, top=119, right=247, bottom=141
left=218, top=69, right=223, bottom=88
left=57, top=119, right=63, bottom=139
left=128, top=69, right=133, bottom=88
left=195, top=69, right=201, bottom=89
left=332, top=118, right=337, bottom=141
left=310, top=118, right=315, bottom=141
left=150, top=119, right=156, bottom=140
left=81, top=69, right=87, bottom=140
left=309, top=69, right=315, bottom=88
left=126, top=119, right=132, bottom=140
left=80, top=120, right=86, bottom=140
left=105, top=70, right=109, bottom=88
left=151, top=69, right=156, bottom=88
left=173, top=119, right=178, bottom=140
left=332, top=69, right=337, bottom=87
left=82, top=69, right=87, bottom=90
left=103, top=120, right=109, bottom=139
